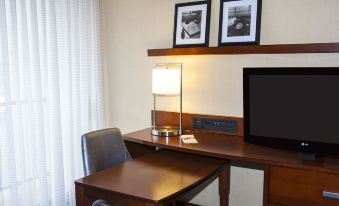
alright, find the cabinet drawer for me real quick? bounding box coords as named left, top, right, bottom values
left=269, top=166, right=339, bottom=206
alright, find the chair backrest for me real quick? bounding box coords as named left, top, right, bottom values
left=81, top=128, right=132, bottom=176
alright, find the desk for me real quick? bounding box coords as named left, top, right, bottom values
left=124, top=128, right=339, bottom=206
left=75, top=151, right=227, bottom=206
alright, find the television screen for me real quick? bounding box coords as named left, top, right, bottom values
left=243, top=68, right=339, bottom=156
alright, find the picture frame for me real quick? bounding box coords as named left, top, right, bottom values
left=218, top=0, right=262, bottom=46
left=173, top=0, right=211, bottom=48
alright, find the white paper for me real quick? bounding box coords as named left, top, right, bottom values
left=180, top=134, right=198, bottom=144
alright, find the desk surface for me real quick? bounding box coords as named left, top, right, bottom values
left=124, top=128, right=339, bottom=174
left=75, top=151, right=224, bottom=204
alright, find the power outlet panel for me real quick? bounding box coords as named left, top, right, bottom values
left=192, top=117, right=238, bottom=133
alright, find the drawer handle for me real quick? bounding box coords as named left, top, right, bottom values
left=323, top=191, right=339, bottom=199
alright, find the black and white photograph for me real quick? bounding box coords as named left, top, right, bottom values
left=173, top=1, right=211, bottom=48
left=218, top=0, right=262, bottom=46
left=227, top=5, right=251, bottom=37
left=181, top=10, right=202, bottom=39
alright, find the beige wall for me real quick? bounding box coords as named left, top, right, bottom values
left=100, top=0, right=339, bottom=205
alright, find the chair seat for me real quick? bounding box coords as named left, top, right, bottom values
left=92, top=199, right=114, bottom=206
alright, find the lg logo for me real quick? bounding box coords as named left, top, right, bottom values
left=301, top=142, right=309, bottom=147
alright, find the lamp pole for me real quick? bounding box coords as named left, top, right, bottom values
left=179, top=63, right=182, bottom=135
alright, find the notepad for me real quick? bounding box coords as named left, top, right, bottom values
left=180, top=135, right=198, bottom=144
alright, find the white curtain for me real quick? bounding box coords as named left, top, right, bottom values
left=0, top=0, right=104, bottom=205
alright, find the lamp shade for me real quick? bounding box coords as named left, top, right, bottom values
left=152, top=68, right=181, bottom=95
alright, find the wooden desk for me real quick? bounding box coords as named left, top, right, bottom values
left=124, top=128, right=339, bottom=206
left=75, top=151, right=227, bottom=206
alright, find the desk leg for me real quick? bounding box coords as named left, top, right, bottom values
left=219, top=163, right=230, bottom=206
left=262, top=165, right=270, bottom=206
left=75, top=185, right=92, bottom=206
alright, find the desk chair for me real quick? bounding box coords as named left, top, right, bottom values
left=81, top=128, right=132, bottom=206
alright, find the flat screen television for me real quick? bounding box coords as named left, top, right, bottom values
left=243, top=67, right=339, bottom=156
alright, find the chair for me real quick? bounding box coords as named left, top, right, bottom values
left=81, top=128, right=132, bottom=206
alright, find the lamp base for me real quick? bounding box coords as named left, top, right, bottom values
left=151, top=126, right=180, bottom=137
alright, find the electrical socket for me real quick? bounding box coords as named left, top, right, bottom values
left=192, top=117, right=237, bottom=133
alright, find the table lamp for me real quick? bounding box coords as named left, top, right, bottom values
left=152, top=63, right=182, bottom=136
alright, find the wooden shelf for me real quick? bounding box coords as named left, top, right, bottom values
left=148, top=42, right=339, bottom=56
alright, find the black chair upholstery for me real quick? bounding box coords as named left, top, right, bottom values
left=81, top=128, right=132, bottom=206
left=81, top=128, right=132, bottom=176
left=92, top=199, right=114, bottom=206
left=92, top=200, right=119, bottom=206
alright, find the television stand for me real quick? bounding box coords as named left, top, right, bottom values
left=127, top=111, right=339, bottom=205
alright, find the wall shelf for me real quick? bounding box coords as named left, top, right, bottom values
left=147, top=42, right=339, bottom=56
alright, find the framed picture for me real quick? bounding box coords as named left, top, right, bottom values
left=218, top=0, right=262, bottom=46
left=173, top=1, right=211, bottom=48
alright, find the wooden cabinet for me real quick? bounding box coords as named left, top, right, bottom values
left=125, top=125, right=339, bottom=206
left=269, top=166, right=339, bottom=206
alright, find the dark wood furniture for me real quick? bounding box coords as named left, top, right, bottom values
left=124, top=127, right=339, bottom=206
left=269, top=166, right=339, bottom=206
left=147, top=42, right=339, bottom=56
left=75, top=151, right=228, bottom=206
